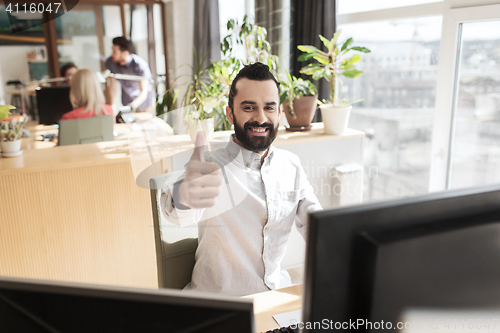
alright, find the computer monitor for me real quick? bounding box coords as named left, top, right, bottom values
left=303, top=184, right=500, bottom=332
left=36, top=86, right=72, bottom=125
left=0, top=277, right=254, bottom=332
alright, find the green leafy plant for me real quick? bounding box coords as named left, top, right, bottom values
left=298, top=30, right=370, bottom=106
left=0, top=105, right=15, bottom=120
left=279, top=71, right=317, bottom=119
left=221, top=15, right=279, bottom=73
left=160, top=16, right=280, bottom=132
left=0, top=105, right=28, bottom=142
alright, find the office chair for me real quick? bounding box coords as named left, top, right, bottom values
left=150, top=172, right=198, bottom=289
left=58, top=115, right=114, bottom=145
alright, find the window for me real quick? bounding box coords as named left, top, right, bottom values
left=338, top=0, right=500, bottom=202
left=337, top=0, right=443, bottom=15
left=338, top=16, right=442, bottom=201
left=449, top=20, right=500, bottom=189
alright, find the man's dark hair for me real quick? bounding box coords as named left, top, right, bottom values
left=228, top=62, right=280, bottom=110
left=60, top=62, right=77, bottom=78
left=112, top=36, right=134, bottom=53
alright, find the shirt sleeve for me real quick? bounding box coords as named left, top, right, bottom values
left=133, top=55, right=151, bottom=78
left=294, top=159, right=323, bottom=240
left=105, top=57, right=114, bottom=71
left=159, top=172, right=206, bottom=227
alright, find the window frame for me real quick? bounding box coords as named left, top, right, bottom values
left=336, top=0, right=500, bottom=193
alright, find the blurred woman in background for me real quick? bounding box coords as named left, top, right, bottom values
left=61, top=69, right=114, bottom=121
left=60, top=63, right=78, bottom=85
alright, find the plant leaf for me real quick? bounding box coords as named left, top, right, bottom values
left=342, top=69, right=363, bottom=78
left=346, top=54, right=362, bottom=64
left=340, top=38, right=353, bottom=52
left=319, top=35, right=334, bottom=51
left=312, top=69, right=326, bottom=80
left=340, top=63, right=355, bottom=70
left=298, top=53, right=316, bottom=62
left=350, top=46, right=371, bottom=53
left=331, top=30, right=342, bottom=48
left=300, top=63, right=323, bottom=75
left=313, top=53, right=329, bottom=65
left=297, top=45, right=322, bottom=54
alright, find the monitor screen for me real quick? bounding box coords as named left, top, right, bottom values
left=36, top=86, right=72, bottom=125
left=0, top=277, right=254, bottom=333
left=303, top=184, right=500, bottom=333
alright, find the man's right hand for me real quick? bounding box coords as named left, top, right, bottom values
left=177, top=131, right=223, bottom=209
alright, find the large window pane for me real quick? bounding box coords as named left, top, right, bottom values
left=56, top=7, right=101, bottom=75
left=124, top=4, right=149, bottom=63
left=338, top=0, right=442, bottom=15
left=338, top=16, right=442, bottom=202
left=449, top=20, right=500, bottom=189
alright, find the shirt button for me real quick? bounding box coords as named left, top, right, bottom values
left=265, top=227, right=269, bottom=231
left=246, top=163, right=250, bottom=167
left=263, top=255, right=267, bottom=260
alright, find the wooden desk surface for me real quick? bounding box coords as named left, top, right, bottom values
left=2, top=122, right=364, bottom=175
left=245, top=285, right=302, bottom=333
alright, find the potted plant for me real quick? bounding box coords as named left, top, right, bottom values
left=298, top=30, right=370, bottom=135
left=180, top=49, right=218, bottom=142
left=0, top=105, right=27, bottom=157
left=280, top=71, right=318, bottom=131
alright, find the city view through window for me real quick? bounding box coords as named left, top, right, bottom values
left=340, top=14, right=500, bottom=202
left=339, top=17, right=442, bottom=202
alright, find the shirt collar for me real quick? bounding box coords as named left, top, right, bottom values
left=121, top=54, right=134, bottom=67
left=226, top=134, right=275, bottom=166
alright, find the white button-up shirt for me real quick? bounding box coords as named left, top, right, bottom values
left=160, top=135, right=322, bottom=296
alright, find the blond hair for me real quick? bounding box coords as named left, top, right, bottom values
left=69, top=69, right=106, bottom=116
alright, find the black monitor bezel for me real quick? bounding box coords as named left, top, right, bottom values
left=303, top=184, right=500, bottom=332
left=0, top=277, right=255, bottom=332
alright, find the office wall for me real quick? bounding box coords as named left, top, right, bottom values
left=0, top=45, right=37, bottom=103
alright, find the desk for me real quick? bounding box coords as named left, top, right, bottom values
left=245, top=285, right=302, bottom=333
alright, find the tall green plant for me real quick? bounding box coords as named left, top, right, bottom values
left=298, top=30, right=370, bottom=106
left=160, top=17, right=281, bottom=132
left=221, top=15, right=279, bottom=73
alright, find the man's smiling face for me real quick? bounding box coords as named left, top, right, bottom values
left=226, top=78, right=281, bottom=153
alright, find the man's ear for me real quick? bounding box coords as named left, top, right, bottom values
left=225, top=106, right=234, bottom=125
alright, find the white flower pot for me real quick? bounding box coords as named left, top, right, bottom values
left=0, top=139, right=22, bottom=157
left=319, top=104, right=352, bottom=135
left=188, top=118, right=214, bottom=143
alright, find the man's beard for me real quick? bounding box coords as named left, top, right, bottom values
left=232, top=111, right=278, bottom=153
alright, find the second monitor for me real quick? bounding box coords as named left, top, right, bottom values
left=303, top=184, right=500, bottom=332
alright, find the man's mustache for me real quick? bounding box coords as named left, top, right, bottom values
left=243, top=122, right=273, bottom=130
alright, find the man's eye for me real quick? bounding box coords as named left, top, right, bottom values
left=244, top=106, right=254, bottom=111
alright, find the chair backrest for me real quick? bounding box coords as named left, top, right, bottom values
left=150, top=172, right=198, bottom=289
left=59, top=115, right=114, bottom=145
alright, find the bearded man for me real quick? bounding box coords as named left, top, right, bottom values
left=161, top=62, right=322, bottom=296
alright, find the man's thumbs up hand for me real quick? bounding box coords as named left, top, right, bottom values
left=177, top=131, right=223, bottom=209
left=190, top=130, right=206, bottom=162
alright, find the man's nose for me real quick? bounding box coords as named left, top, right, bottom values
left=253, top=108, right=267, bottom=124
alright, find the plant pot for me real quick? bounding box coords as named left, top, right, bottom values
left=188, top=118, right=214, bottom=143
left=283, top=95, right=318, bottom=131
left=0, top=139, right=23, bottom=157
left=319, top=104, right=352, bottom=135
